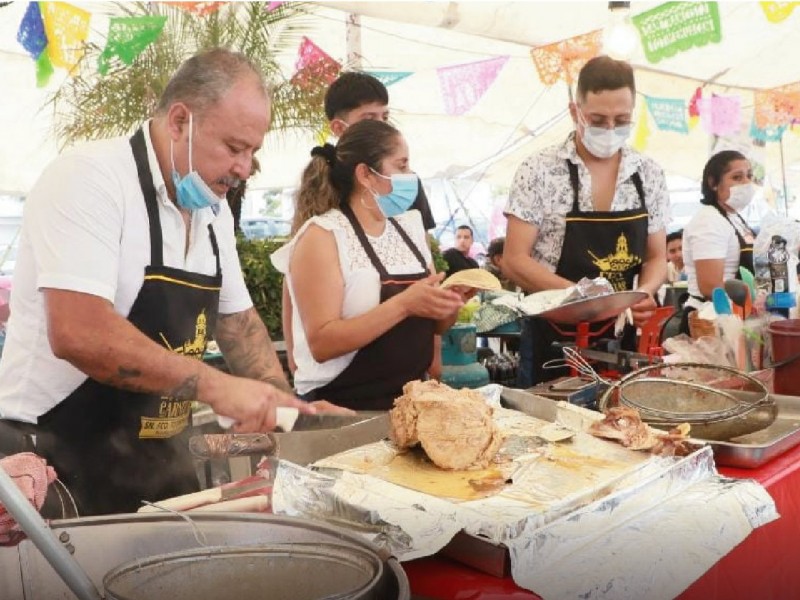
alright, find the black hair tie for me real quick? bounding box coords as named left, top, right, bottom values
left=310, top=143, right=336, bottom=166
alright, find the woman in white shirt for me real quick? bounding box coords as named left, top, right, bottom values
left=680, top=150, right=756, bottom=333
left=272, top=120, right=464, bottom=409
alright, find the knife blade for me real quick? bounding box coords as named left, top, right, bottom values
left=272, top=413, right=390, bottom=466
left=215, top=408, right=380, bottom=432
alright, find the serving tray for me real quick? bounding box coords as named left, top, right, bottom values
left=536, top=290, right=648, bottom=325
left=706, top=393, right=800, bottom=469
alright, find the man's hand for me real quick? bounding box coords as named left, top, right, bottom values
left=630, top=290, right=657, bottom=328
left=309, top=400, right=357, bottom=415
left=208, top=373, right=315, bottom=433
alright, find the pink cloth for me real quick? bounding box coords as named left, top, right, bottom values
left=0, top=452, right=57, bottom=545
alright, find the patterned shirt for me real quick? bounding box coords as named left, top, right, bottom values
left=504, top=133, right=670, bottom=273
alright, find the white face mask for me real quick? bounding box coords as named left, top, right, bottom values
left=577, top=112, right=631, bottom=159
left=726, top=182, right=756, bottom=212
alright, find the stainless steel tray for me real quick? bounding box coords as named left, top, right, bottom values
left=537, top=290, right=647, bottom=325
left=503, top=386, right=800, bottom=470
left=704, top=393, right=800, bottom=469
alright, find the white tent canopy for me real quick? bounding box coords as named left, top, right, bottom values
left=2, top=2, right=800, bottom=207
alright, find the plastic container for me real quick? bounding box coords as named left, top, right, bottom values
left=768, top=319, right=800, bottom=396
left=441, top=324, right=489, bottom=389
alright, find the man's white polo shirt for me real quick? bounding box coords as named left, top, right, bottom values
left=0, top=121, right=252, bottom=422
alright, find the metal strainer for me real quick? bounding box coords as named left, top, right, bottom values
left=599, top=363, right=776, bottom=441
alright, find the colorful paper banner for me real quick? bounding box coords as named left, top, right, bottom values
left=364, top=70, right=413, bottom=88
left=750, top=118, right=787, bottom=143
left=292, top=36, right=341, bottom=89
left=437, top=56, right=508, bottom=116
left=34, top=47, right=54, bottom=87
left=688, top=87, right=703, bottom=117
left=531, top=30, right=603, bottom=86
left=632, top=109, right=651, bottom=151
left=41, top=1, right=91, bottom=74
left=632, top=2, right=721, bottom=64
left=760, top=2, right=799, bottom=23
left=645, top=95, right=689, bottom=133
left=166, top=2, right=226, bottom=16
left=17, top=2, right=47, bottom=59
left=98, top=16, right=167, bottom=75
left=754, top=83, right=800, bottom=128
left=698, top=95, right=741, bottom=136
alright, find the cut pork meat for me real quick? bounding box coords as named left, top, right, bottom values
left=389, top=380, right=503, bottom=470
left=588, top=406, right=692, bottom=456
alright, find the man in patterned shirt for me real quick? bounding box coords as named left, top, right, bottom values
left=503, top=56, right=669, bottom=386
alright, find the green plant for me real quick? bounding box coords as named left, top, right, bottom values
left=236, top=235, right=285, bottom=340
left=48, top=2, right=328, bottom=147
left=428, top=234, right=449, bottom=274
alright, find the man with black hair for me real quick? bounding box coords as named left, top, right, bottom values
left=504, top=55, right=669, bottom=386
left=666, top=229, right=686, bottom=283
left=443, top=224, right=479, bottom=278
left=323, top=71, right=435, bottom=229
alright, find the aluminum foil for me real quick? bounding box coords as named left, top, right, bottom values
left=272, top=386, right=778, bottom=599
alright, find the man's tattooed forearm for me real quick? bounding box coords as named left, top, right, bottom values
left=169, top=375, right=199, bottom=400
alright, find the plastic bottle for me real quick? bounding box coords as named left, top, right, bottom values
left=768, top=235, right=790, bottom=294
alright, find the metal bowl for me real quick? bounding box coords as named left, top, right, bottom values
left=598, top=363, right=777, bottom=441
left=104, top=543, right=384, bottom=600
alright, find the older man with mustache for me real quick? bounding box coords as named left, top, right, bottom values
left=0, top=48, right=319, bottom=516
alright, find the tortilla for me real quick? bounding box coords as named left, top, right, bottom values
left=441, top=268, right=501, bottom=291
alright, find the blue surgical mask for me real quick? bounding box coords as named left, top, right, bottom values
left=170, top=112, right=224, bottom=212
left=369, top=168, right=419, bottom=218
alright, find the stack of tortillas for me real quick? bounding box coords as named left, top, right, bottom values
left=441, top=269, right=501, bottom=291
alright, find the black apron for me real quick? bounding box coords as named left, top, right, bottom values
left=304, top=204, right=436, bottom=410
left=678, top=207, right=754, bottom=335
left=31, top=128, right=223, bottom=516
left=519, top=159, right=649, bottom=386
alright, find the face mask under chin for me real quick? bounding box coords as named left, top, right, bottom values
left=170, top=112, right=224, bottom=212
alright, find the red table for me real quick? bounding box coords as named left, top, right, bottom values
left=405, top=442, right=800, bottom=600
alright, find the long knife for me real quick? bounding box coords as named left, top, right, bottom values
left=189, top=413, right=390, bottom=467
left=272, top=414, right=390, bottom=466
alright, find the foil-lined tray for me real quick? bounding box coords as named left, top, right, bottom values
left=272, top=386, right=777, bottom=599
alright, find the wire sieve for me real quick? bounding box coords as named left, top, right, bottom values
left=598, top=363, right=775, bottom=441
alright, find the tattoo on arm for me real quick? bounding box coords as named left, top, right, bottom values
left=98, top=365, right=201, bottom=400
left=215, top=308, right=290, bottom=390
left=168, top=375, right=200, bottom=401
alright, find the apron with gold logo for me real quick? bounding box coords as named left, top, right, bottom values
left=34, top=129, right=222, bottom=515
left=519, top=159, right=648, bottom=386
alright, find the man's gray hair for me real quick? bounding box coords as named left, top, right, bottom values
left=155, top=48, right=268, bottom=116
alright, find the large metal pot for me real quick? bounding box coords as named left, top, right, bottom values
left=0, top=513, right=409, bottom=600
left=104, top=543, right=384, bottom=600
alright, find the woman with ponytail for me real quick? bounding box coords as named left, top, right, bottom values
left=680, top=150, right=757, bottom=333
left=271, top=120, right=464, bottom=410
